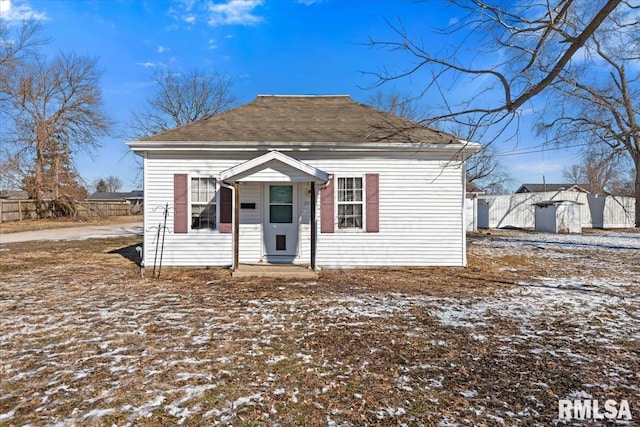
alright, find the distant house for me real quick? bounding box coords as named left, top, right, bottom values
left=127, top=95, right=480, bottom=270
left=87, top=190, right=144, bottom=213
left=88, top=190, right=143, bottom=203
left=515, top=183, right=591, bottom=194
left=0, top=190, right=29, bottom=200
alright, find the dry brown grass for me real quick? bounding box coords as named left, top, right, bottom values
left=0, top=232, right=638, bottom=426
left=0, top=215, right=141, bottom=234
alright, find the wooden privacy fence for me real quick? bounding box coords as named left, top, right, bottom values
left=0, top=199, right=133, bottom=223
left=477, top=191, right=636, bottom=229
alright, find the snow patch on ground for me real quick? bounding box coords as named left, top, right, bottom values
left=0, top=230, right=637, bottom=425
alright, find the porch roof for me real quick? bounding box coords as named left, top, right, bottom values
left=220, top=151, right=330, bottom=184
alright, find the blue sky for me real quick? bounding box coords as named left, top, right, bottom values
left=0, top=0, right=581, bottom=191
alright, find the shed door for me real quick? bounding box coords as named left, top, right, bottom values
left=263, top=184, right=298, bottom=257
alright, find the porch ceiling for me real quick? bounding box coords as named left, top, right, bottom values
left=220, top=151, right=330, bottom=184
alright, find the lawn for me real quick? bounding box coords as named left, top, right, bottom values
left=0, top=230, right=638, bottom=426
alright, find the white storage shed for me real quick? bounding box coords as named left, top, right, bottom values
left=534, top=200, right=582, bottom=234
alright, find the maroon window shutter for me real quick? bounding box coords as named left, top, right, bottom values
left=366, top=173, right=379, bottom=233
left=219, top=186, right=233, bottom=233
left=320, top=176, right=334, bottom=233
left=174, top=174, right=188, bottom=234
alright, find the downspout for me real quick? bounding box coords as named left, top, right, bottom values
left=220, top=181, right=236, bottom=271
left=142, top=150, right=149, bottom=273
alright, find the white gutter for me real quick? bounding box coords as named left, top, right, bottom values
left=126, top=140, right=482, bottom=157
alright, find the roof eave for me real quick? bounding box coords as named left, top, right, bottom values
left=126, top=140, right=481, bottom=155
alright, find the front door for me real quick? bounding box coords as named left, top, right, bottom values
left=264, top=184, right=298, bottom=257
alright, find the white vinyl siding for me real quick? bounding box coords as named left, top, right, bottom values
left=143, top=154, right=236, bottom=267
left=142, top=151, right=467, bottom=268
left=307, top=156, right=465, bottom=267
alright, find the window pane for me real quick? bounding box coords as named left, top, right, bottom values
left=191, top=202, right=216, bottom=229
left=206, top=178, right=216, bottom=199
left=269, top=185, right=293, bottom=204
left=270, top=205, right=293, bottom=223
left=191, top=178, right=199, bottom=202
left=337, top=191, right=363, bottom=229
left=191, top=177, right=216, bottom=203
left=337, top=178, right=363, bottom=202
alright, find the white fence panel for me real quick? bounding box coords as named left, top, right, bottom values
left=478, top=192, right=635, bottom=229
left=603, top=196, right=635, bottom=228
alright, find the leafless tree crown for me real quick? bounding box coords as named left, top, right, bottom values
left=129, top=68, right=236, bottom=139
left=368, top=1, right=626, bottom=124
left=0, top=20, right=111, bottom=212
left=368, top=1, right=639, bottom=224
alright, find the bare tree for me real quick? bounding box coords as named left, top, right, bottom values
left=368, top=1, right=626, bottom=130
left=367, top=90, right=422, bottom=120
left=129, top=68, right=235, bottom=138
left=609, top=171, right=635, bottom=197
left=536, top=4, right=640, bottom=223
left=563, top=164, right=585, bottom=185
left=105, top=175, right=123, bottom=192
left=367, top=91, right=510, bottom=193
left=368, top=1, right=639, bottom=225
left=94, top=178, right=108, bottom=192
left=0, top=19, right=48, bottom=104
left=563, top=150, right=622, bottom=194
left=0, top=51, right=111, bottom=214
left=466, top=146, right=511, bottom=194
left=0, top=19, right=46, bottom=187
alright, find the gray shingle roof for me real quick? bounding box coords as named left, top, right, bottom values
left=140, top=95, right=459, bottom=144
left=466, top=181, right=484, bottom=194
left=88, top=191, right=143, bottom=201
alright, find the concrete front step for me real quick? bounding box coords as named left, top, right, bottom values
left=232, top=263, right=319, bottom=279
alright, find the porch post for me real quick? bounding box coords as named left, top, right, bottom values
left=233, top=182, right=240, bottom=271
left=310, top=181, right=317, bottom=270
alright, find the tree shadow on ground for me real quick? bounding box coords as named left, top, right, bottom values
left=108, top=242, right=143, bottom=266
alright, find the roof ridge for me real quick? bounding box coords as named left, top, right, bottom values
left=256, top=94, right=350, bottom=97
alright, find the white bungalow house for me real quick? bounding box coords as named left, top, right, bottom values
left=127, top=95, right=480, bottom=270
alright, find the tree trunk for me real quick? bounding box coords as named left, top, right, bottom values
left=635, top=157, right=640, bottom=228
left=34, top=144, right=45, bottom=218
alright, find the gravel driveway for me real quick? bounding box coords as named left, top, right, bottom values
left=0, top=222, right=143, bottom=244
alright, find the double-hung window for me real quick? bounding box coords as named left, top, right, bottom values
left=337, top=177, right=363, bottom=229
left=191, top=177, right=216, bottom=230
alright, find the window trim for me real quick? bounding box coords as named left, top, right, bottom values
left=189, top=175, right=219, bottom=233
left=335, top=175, right=366, bottom=232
